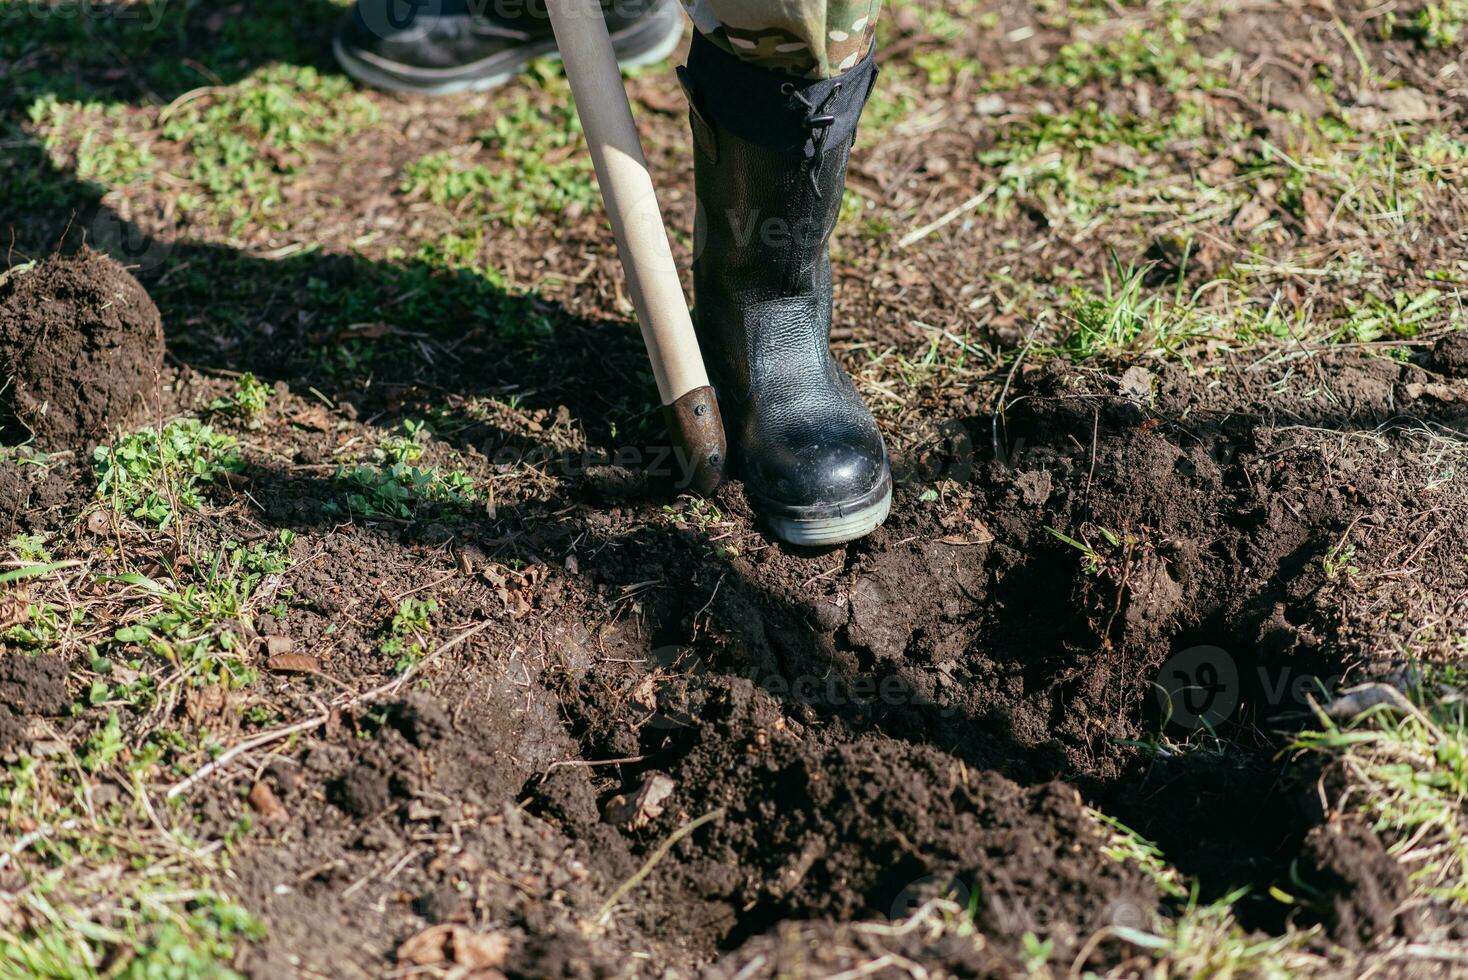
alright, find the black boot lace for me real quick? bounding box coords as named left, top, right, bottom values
left=781, top=82, right=842, bottom=196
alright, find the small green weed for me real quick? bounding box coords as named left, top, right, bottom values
left=1046, top=524, right=1125, bottom=577
left=1413, top=0, right=1468, bottom=46
left=103, top=532, right=296, bottom=691
left=1333, top=289, right=1451, bottom=343
left=399, top=82, right=597, bottom=227
left=206, top=373, right=272, bottom=427
left=381, top=596, right=438, bottom=672
left=160, top=65, right=378, bottom=229
left=94, top=420, right=243, bottom=528
left=327, top=422, right=483, bottom=519
left=7, top=532, right=52, bottom=562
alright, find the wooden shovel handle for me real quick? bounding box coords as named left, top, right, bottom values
left=547, top=0, right=725, bottom=494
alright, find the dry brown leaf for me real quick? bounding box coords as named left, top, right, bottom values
left=334, top=322, right=393, bottom=340
left=1301, top=188, right=1331, bottom=236
left=184, top=685, right=226, bottom=723
left=1350, top=87, right=1435, bottom=128
left=500, top=588, right=531, bottom=619
left=937, top=519, right=996, bottom=547
left=397, top=924, right=453, bottom=966
left=452, top=929, right=510, bottom=970
left=630, top=674, right=659, bottom=712
left=396, top=925, right=509, bottom=970
left=603, top=773, right=676, bottom=829
left=0, top=595, right=27, bottom=632
left=1232, top=198, right=1271, bottom=233
left=248, top=780, right=288, bottom=823
left=287, top=404, right=333, bottom=432
left=267, top=653, right=320, bottom=674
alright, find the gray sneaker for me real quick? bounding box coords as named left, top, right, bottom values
left=333, top=0, right=684, bottom=96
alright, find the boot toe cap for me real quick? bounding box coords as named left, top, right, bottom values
left=745, top=430, right=890, bottom=513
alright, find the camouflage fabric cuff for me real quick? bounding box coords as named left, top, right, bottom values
left=681, top=0, right=881, bottom=78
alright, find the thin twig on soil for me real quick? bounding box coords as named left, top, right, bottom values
left=992, top=320, right=1042, bottom=463
left=165, top=713, right=329, bottom=800
left=540, top=755, right=646, bottom=784
left=0, top=819, right=79, bottom=871
left=591, top=807, right=726, bottom=930
left=897, top=183, right=997, bottom=248
left=166, top=619, right=495, bottom=798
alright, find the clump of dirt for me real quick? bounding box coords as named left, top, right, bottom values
left=0, top=654, right=69, bottom=755
left=0, top=248, right=163, bottom=449
left=1431, top=333, right=1468, bottom=378
left=652, top=718, right=1158, bottom=968
left=0, top=458, right=85, bottom=537
left=1298, top=818, right=1418, bottom=948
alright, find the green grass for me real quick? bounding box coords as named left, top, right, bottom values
left=26, top=97, right=155, bottom=187
left=158, top=64, right=378, bottom=231
left=399, top=79, right=598, bottom=228
left=1292, top=688, right=1468, bottom=906
left=1, top=880, right=262, bottom=979
left=1058, top=261, right=1211, bottom=360
left=381, top=596, right=438, bottom=673
left=1084, top=810, right=1327, bottom=978
left=1412, top=0, right=1468, bottom=46
left=969, top=100, right=1216, bottom=228
left=206, top=373, right=273, bottom=427
left=104, top=532, right=295, bottom=691
left=93, top=420, right=243, bottom=529
left=984, top=13, right=1225, bottom=94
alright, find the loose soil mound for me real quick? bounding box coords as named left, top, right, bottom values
left=0, top=248, right=163, bottom=449
left=199, top=348, right=1467, bottom=975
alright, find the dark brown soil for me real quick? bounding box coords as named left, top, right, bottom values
left=0, top=653, right=69, bottom=755
left=7, top=291, right=1465, bottom=973
left=1299, top=817, right=1418, bottom=948
left=170, top=344, right=1464, bottom=976
left=0, top=248, right=163, bottom=449
left=5, top=0, right=1468, bottom=972
left=1432, top=333, right=1468, bottom=379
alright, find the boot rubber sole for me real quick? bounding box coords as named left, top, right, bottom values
left=332, top=1, right=684, bottom=96
left=761, top=471, right=892, bottom=548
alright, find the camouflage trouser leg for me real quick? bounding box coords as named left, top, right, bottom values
left=681, top=0, right=882, bottom=78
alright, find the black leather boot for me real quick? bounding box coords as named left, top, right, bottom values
left=679, top=32, right=890, bottom=547
left=334, top=0, right=683, bottom=96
